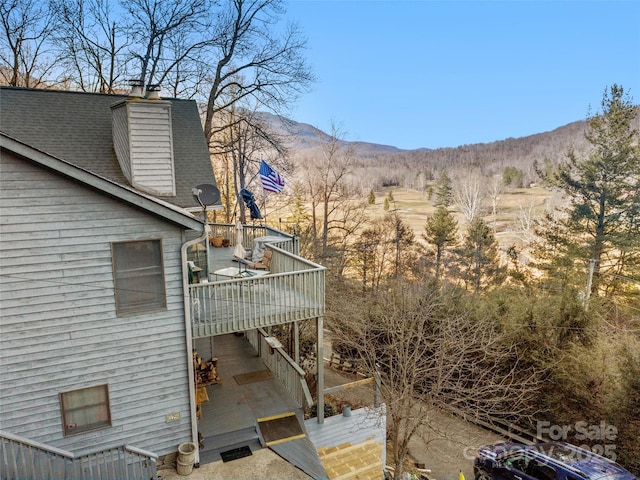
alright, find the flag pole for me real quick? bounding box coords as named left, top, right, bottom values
left=262, top=188, right=267, bottom=223
left=258, top=158, right=284, bottom=225
left=259, top=157, right=267, bottom=224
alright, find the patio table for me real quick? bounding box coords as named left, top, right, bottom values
left=212, top=266, right=269, bottom=281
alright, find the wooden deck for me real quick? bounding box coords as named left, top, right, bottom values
left=190, top=335, right=388, bottom=480
left=193, top=333, right=304, bottom=462
left=186, top=227, right=328, bottom=476
left=190, top=245, right=325, bottom=338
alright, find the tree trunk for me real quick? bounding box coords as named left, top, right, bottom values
left=590, top=190, right=607, bottom=294
left=435, top=244, right=443, bottom=279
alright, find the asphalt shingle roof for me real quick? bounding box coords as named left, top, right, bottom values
left=0, top=87, right=219, bottom=209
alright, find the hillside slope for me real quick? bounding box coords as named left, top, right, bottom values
left=264, top=109, right=639, bottom=187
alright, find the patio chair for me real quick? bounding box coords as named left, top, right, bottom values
left=248, top=249, right=272, bottom=270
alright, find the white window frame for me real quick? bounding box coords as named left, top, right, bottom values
left=111, top=239, right=167, bottom=316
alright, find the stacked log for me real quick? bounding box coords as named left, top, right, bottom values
left=193, top=351, right=221, bottom=386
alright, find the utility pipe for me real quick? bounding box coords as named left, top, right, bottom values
left=180, top=223, right=210, bottom=466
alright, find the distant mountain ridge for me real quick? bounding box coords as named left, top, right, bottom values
left=264, top=109, right=589, bottom=157
left=260, top=108, right=639, bottom=187
left=255, top=111, right=407, bottom=158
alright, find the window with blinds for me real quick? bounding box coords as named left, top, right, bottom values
left=60, top=384, right=111, bottom=436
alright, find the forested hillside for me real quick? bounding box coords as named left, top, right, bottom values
left=267, top=109, right=640, bottom=191
left=273, top=87, right=639, bottom=475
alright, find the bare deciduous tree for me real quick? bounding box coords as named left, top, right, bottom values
left=352, top=213, right=414, bottom=290
left=124, top=0, right=213, bottom=91
left=0, top=0, right=57, bottom=87
left=206, top=79, right=292, bottom=222
left=300, top=123, right=368, bottom=266
left=331, top=285, right=541, bottom=479
left=487, top=174, right=503, bottom=232
left=12, top=1, right=312, bottom=219
left=202, top=0, right=314, bottom=144
left=51, top=0, right=127, bottom=93
left=514, top=197, right=538, bottom=245
left=161, top=28, right=210, bottom=99
left=453, top=173, right=485, bottom=224
left=223, top=110, right=288, bottom=223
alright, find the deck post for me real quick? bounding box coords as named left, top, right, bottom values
left=294, top=321, right=300, bottom=364
left=317, top=315, right=324, bottom=424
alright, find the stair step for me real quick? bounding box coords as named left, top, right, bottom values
left=202, top=426, right=259, bottom=451
left=199, top=438, right=262, bottom=464
left=198, top=426, right=262, bottom=464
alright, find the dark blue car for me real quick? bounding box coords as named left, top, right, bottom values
left=474, top=442, right=636, bottom=480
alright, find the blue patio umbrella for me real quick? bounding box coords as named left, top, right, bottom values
left=241, top=188, right=262, bottom=220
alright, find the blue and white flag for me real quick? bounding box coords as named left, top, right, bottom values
left=259, top=160, right=285, bottom=193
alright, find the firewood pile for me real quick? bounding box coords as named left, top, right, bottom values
left=193, top=351, right=221, bottom=386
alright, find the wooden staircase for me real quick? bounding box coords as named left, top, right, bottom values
left=318, top=438, right=384, bottom=480
left=0, top=430, right=158, bottom=480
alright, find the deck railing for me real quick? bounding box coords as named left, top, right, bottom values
left=208, top=223, right=299, bottom=255
left=247, top=328, right=313, bottom=409
left=0, top=431, right=157, bottom=480
left=190, top=246, right=325, bottom=337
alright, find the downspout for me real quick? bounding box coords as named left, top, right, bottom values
left=317, top=315, right=324, bottom=424
left=181, top=222, right=210, bottom=466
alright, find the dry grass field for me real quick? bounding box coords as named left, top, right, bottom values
left=264, top=184, right=552, bottom=250
left=366, top=185, right=552, bottom=249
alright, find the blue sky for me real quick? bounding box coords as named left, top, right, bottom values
left=283, top=1, right=640, bottom=150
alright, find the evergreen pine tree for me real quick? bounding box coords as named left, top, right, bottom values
left=457, top=218, right=505, bottom=292
left=434, top=171, right=453, bottom=207
left=536, top=84, right=640, bottom=298
left=423, top=206, right=458, bottom=278
left=367, top=189, right=376, bottom=205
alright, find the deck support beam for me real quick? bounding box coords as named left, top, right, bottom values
left=317, top=315, right=324, bottom=424
left=294, top=321, right=300, bottom=364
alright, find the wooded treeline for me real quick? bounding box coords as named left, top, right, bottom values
left=1, top=0, right=313, bottom=222
left=282, top=110, right=640, bottom=197
left=280, top=87, right=639, bottom=476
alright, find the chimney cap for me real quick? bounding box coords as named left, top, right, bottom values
left=128, top=79, right=144, bottom=97
left=146, top=84, right=161, bottom=100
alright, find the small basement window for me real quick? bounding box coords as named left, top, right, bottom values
left=60, top=384, right=111, bottom=436
left=112, top=239, right=167, bottom=316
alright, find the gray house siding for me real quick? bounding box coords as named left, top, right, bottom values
left=0, top=153, right=193, bottom=456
